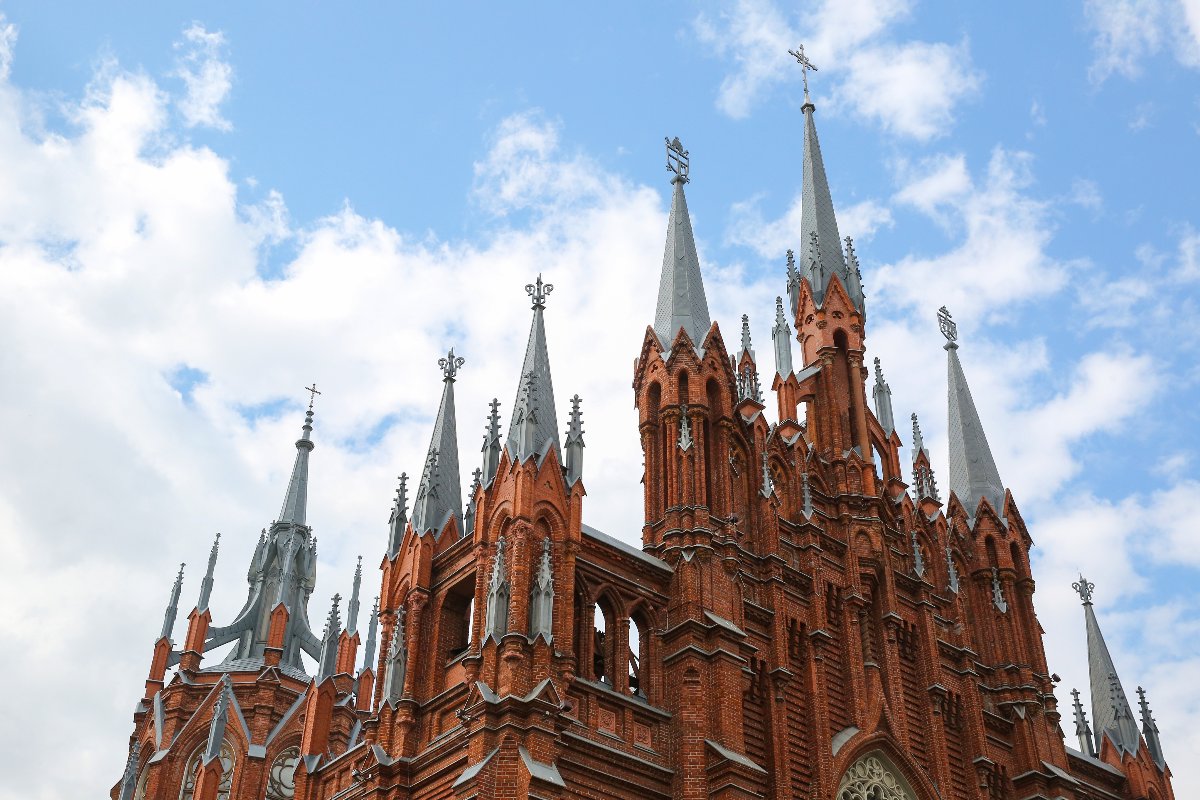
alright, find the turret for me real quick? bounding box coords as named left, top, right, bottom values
left=1073, top=576, right=1141, bottom=758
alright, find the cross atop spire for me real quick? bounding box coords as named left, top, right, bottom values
left=788, top=44, right=818, bottom=105
left=304, top=383, right=321, bottom=410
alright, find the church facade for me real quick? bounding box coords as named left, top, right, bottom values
left=114, top=80, right=1176, bottom=800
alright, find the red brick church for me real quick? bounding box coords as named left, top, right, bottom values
left=114, top=69, right=1176, bottom=800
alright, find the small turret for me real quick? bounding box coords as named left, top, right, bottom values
left=1137, top=686, right=1167, bottom=770
left=653, top=137, right=711, bottom=353
left=483, top=537, right=510, bottom=642
left=1071, top=688, right=1096, bottom=757
left=1074, top=575, right=1141, bottom=757
left=564, top=394, right=585, bottom=486
left=346, top=556, right=362, bottom=635
left=318, top=594, right=342, bottom=679
left=772, top=296, right=794, bottom=379
left=735, top=314, right=763, bottom=404
left=411, top=349, right=465, bottom=538
left=480, top=399, right=502, bottom=487
left=506, top=276, right=561, bottom=465
left=911, top=413, right=940, bottom=503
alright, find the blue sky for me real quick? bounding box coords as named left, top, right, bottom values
left=0, top=2, right=1197, bottom=798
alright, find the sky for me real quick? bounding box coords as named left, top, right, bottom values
left=0, top=1, right=1197, bottom=798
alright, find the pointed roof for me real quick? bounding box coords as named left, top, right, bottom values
left=798, top=101, right=863, bottom=313
left=942, top=308, right=1006, bottom=517
left=278, top=405, right=316, bottom=526
left=772, top=296, right=794, bottom=378
left=506, top=276, right=560, bottom=464
left=411, top=349, right=465, bottom=538
left=1074, top=575, right=1141, bottom=757
left=653, top=138, right=711, bottom=351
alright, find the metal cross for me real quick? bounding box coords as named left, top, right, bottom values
left=788, top=44, right=817, bottom=102
left=937, top=306, right=958, bottom=343
left=304, top=383, right=322, bottom=410
left=526, top=274, right=554, bottom=308
left=665, top=136, right=690, bottom=184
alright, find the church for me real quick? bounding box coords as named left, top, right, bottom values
left=113, top=55, right=1176, bottom=800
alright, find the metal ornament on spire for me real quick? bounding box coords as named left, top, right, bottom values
left=439, top=348, right=465, bottom=381
left=788, top=44, right=818, bottom=104
left=938, top=306, right=958, bottom=343
left=1073, top=575, right=1095, bottom=605
left=526, top=274, right=554, bottom=309
left=666, top=136, right=690, bottom=184
left=305, top=383, right=321, bottom=410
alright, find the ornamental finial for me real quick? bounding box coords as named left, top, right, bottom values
left=1073, top=574, right=1095, bottom=605
left=526, top=274, right=554, bottom=308
left=305, top=383, right=322, bottom=410
left=439, top=347, right=465, bottom=381
left=666, top=136, right=690, bottom=184
left=938, top=306, right=958, bottom=343
left=788, top=44, right=818, bottom=104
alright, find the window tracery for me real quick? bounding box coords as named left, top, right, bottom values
left=837, top=753, right=915, bottom=800
left=265, top=746, right=300, bottom=800
left=178, top=741, right=235, bottom=800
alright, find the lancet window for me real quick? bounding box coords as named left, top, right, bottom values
left=178, top=741, right=235, bottom=800
left=837, top=752, right=916, bottom=800
left=265, top=746, right=300, bottom=800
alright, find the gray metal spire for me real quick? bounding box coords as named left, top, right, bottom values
left=1137, top=686, right=1167, bottom=769
left=564, top=395, right=585, bottom=486
left=739, top=314, right=755, bottom=361
left=785, top=250, right=801, bottom=324
left=772, top=296, right=795, bottom=378
left=653, top=137, right=712, bottom=352
left=796, top=71, right=862, bottom=314
left=361, top=596, right=379, bottom=672
left=481, top=398, right=502, bottom=487
left=942, top=307, right=1006, bottom=518
left=346, top=556, right=362, bottom=635
left=872, top=358, right=895, bottom=437
left=1071, top=688, right=1096, bottom=757
left=318, top=593, right=341, bottom=679
left=506, top=276, right=560, bottom=465
left=412, top=350, right=465, bottom=538
left=197, top=533, right=220, bottom=612
left=382, top=607, right=407, bottom=708
left=386, top=474, right=408, bottom=558
left=278, top=395, right=318, bottom=526
left=203, top=675, right=232, bottom=766
left=160, top=562, right=185, bottom=640
left=1074, top=575, right=1141, bottom=757
left=911, top=413, right=940, bottom=503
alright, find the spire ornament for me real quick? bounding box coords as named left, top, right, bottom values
left=197, top=533, right=220, bottom=612
left=304, top=383, right=321, bottom=410
left=565, top=394, right=585, bottom=486
left=439, top=348, right=465, bottom=381
left=991, top=567, right=1008, bottom=613
left=788, top=44, right=818, bottom=104
left=872, top=357, right=895, bottom=437
left=938, top=306, right=958, bottom=344
left=772, top=296, right=795, bottom=378
left=665, top=136, right=690, bottom=184
left=1073, top=575, right=1095, bottom=605
left=1072, top=688, right=1096, bottom=757
left=530, top=537, right=554, bottom=642
left=484, top=537, right=511, bottom=642
left=946, top=546, right=960, bottom=594
left=387, top=473, right=409, bottom=558
left=1137, top=686, right=1167, bottom=769
left=526, top=274, right=554, bottom=309
left=910, top=532, right=926, bottom=579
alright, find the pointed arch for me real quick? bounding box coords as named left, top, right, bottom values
left=837, top=749, right=919, bottom=800
left=178, top=740, right=236, bottom=800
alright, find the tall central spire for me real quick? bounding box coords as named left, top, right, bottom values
left=278, top=403, right=316, bottom=526
left=506, top=275, right=560, bottom=464
left=411, top=350, right=465, bottom=538
left=941, top=307, right=1006, bottom=518
left=793, top=47, right=863, bottom=314
left=653, top=137, right=711, bottom=352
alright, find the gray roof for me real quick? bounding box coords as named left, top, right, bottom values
left=1080, top=581, right=1142, bottom=757
left=278, top=408, right=315, bottom=525
left=799, top=104, right=863, bottom=313
left=506, top=281, right=561, bottom=465
left=771, top=296, right=794, bottom=378
left=580, top=523, right=672, bottom=573
left=946, top=341, right=1006, bottom=517
left=653, top=178, right=711, bottom=351
left=412, top=352, right=465, bottom=538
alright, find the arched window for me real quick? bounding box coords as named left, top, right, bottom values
left=442, top=575, right=475, bottom=660
left=179, top=741, right=235, bottom=800
left=628, top=611, right=650, bottom=696
left=837, top=751, right=916, bottom=800
left=265, top=746, right=300, bottom=800
left=593, top=602, right=610, bottom=683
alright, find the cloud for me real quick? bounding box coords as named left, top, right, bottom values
left=1085, top=0, right=1200, bottom=83
left=693, top=0, right=980, bottom=139
left=0, top=15, right=14, bottom=80
left=875, top=147, right=1067, bottom=319
left=725, top=192, right=892, bottom=258
left=173, top=23, right=233, bottom=130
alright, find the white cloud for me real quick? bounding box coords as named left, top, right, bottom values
left=693, top=0, right=980, bottom=139
left=1085, top=0, right=1200, bottom=83
left=173, top=23, right=233, bottom=130
left=725, top=192, right=892, bottom=258
left=0, top=15, right=15, bottom=80
left=875, top=147, right=1067, bottom=318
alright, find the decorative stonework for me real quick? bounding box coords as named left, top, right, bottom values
left=837, top=753, right=915, bottom=800
left=179, top=741, right=235, bottom=800
left=265, top=746, right=300, bottom=800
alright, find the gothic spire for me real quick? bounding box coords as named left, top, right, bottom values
left=941, top=307, right=1006, bottom=518
left=197, top=533, right=220, bottom=612
left=318, top=593, right=342, bottom=679
left=564, top=394, right=585, bottom=486
left=872, top=357, right=895, bottom=437
left=797, top=77, right=862, bottom=314
left=386, top=474, right=408, bottom=559
left=278, top=397, right=317, bottom=527
left=1071, top=688, right=1096, bottom=757
left=411, top=350, right=465, bottom=538
left=772, top=295, right=795, bottom=378
left=653, top=137, right=712, bottom=352
left=506, top=276, right=560, bottom=464
left=736, top=314, right=763, bottom=403
left=160, top=562, right=185, bottom=641
left=346, top=556, right=362, bottom=635
left=1137, top=686, right=1167, bottom=769
left=1073, top=575, right=1141, bottom=757
left=911, top=413, right=940, bottom=503
left=361, top=596, right=379, bottom=673
left=481, top=398, right=502, bottom=487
